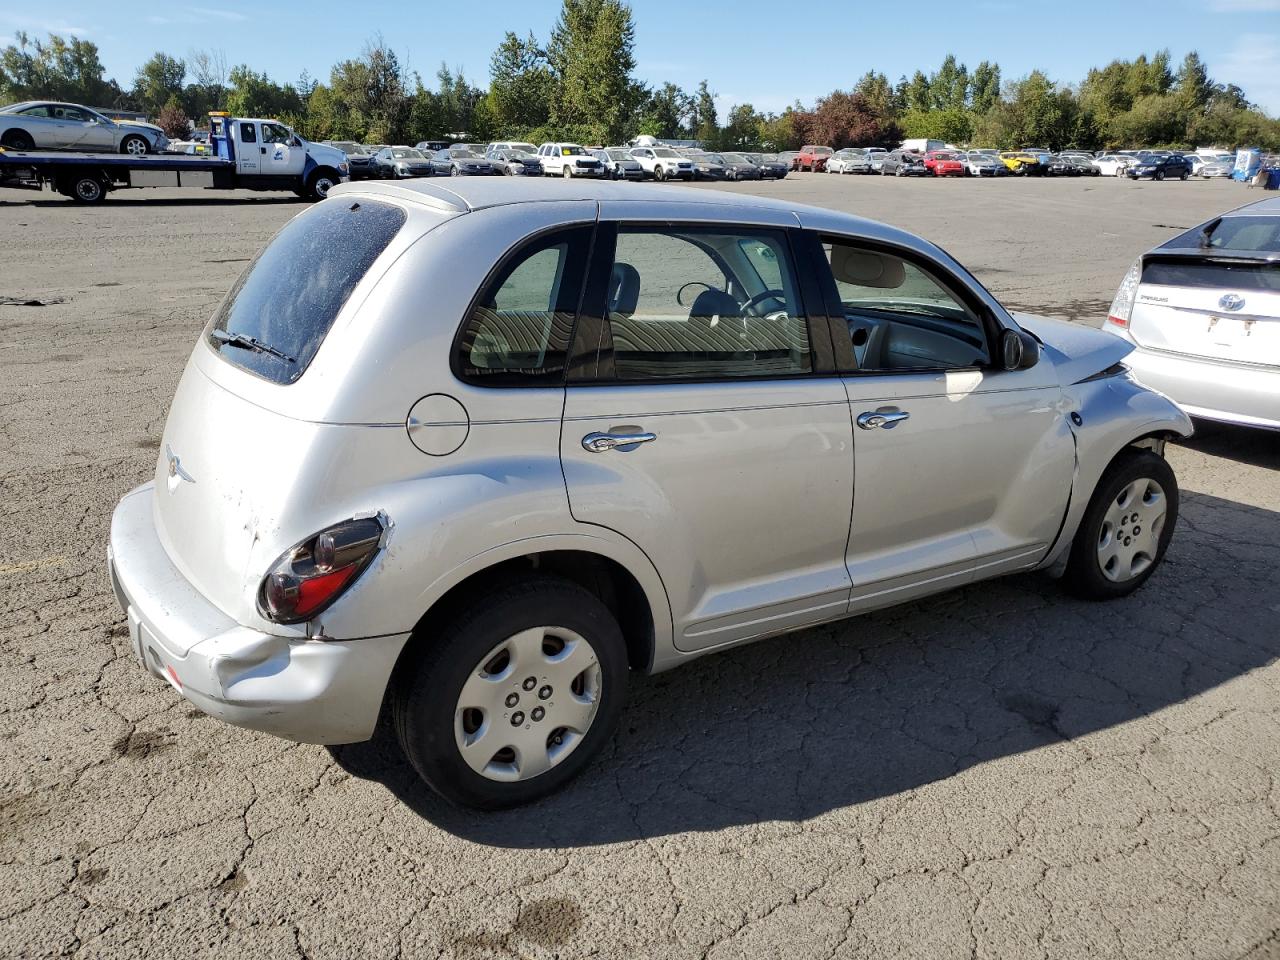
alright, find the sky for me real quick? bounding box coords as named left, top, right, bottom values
left=2, top=1, right=1278, bottom=115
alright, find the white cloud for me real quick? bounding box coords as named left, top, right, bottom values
left=1209, top=33, right=1280, bottom=114
left=1208, top=0, right=1280, bottom=9
left=0, top=16, right=91, bottom=36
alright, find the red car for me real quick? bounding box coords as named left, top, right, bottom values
left=924, top=150, right=965, bottom=177
left=795, top=145, right=834, bottom=172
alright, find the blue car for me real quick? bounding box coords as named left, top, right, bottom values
left=1125, top=154, right=1193, bottom=181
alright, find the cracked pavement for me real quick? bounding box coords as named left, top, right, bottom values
left=1, top=177, right=1277, bottom=959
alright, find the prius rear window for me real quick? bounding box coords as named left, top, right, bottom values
left=207, top=200, right=405, bottom=384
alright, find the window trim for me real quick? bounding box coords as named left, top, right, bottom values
left=450, top=223, right=596, bottom=388
left=812, top=231, right=1002, bottom=376
left=566, top=221, right=836, bottom=387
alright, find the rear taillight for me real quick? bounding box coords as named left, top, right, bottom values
left=258, top=516, right=386, bottom=624
left=1107, top=259, right=1141, bottom=328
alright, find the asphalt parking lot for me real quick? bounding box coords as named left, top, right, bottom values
left=2, top=174, right=1277, bottom=960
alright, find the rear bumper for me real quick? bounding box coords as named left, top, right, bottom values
left=1125, top=347, right=1280, bottom=430
left=108, top=483, right=410, bottom=744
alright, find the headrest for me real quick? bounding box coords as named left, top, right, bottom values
left=830, top=246, right=906, bottom=288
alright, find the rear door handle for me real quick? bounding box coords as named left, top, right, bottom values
left=856, top=409, right=910, bottom=430
left=582, top=431, right=657, bottom=453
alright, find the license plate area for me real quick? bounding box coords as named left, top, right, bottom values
left=1207, top=316, right=1253, bottom=347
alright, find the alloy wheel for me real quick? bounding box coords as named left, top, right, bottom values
left=454, top=626, right=603, bottom=782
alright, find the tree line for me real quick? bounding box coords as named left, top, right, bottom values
left=2, top=1, right=1277, bottom=151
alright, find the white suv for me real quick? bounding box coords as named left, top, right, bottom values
left=629, top=145, right=694, bottom=181
left=536, top=142, right=604, bottom=178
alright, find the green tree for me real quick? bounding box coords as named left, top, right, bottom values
left=906, top=70, right=930, bottom=112
left=691, top=79, right=718, bottom=143
left=547, top=0, right=639, bottom=144
left=1174, top=52, right=1212, bottom=115
left=133, top=52, right=185, bottom=118
left=0, top=32, right=119, bottom=105
left=930, top=54, right=968, bottom=111
left=639, top=82, right=690, bottom=138
left=225, top=65, right=303, bottom=120
left=721, top=102, right=763, bottom=149
left=488, top=32, right=554, bottom=134
left=970, top=61, right=1001, bottom=114
left=853, top=71, right=896, bottom=118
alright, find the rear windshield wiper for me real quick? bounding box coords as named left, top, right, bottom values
left=1198, top=217, right=1222, bottom=249
left=210, top=328, right=295, bottom=364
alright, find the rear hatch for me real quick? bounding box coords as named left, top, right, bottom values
left=150, top=195, right=446, bottom=640
left=1129, top=254, right=1280, bottom=367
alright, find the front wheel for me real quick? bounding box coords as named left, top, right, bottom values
left=306, top=171, right=336, bottom=200
left=654, top=165, right=666, bottom=182
left=562, top=166, right=572, bottom=179
left=120, top=135, right=149, bottom=156
left=1063, top=450, right=1178, bottom=600
left=1154, top=170, right=1165, bottom=181
left=392, top=578, right=628, bottom=809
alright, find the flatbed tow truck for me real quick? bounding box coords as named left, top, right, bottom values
left=0, top=112, right=349, bottom=203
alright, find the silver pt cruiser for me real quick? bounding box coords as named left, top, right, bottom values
left=108, top=179, right=1192, bottom=808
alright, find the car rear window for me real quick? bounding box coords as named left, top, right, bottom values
left=1142, top=256, right=1280, bottom=292
left=1164, top=216, right=1280, bottom=255
left=207, top=200, right=406, bottom=384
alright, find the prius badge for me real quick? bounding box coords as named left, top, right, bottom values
left=164, top=444, right=195, bottom=493
left=1218, top=293, right=1245, bottom=312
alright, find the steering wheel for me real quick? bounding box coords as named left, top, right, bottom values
left=676, top=281, right=716, bottom=306
left=740, top=288, right=787, bottom=316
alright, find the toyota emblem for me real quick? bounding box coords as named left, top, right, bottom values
left=1218, top=293, right=1245, bottom=312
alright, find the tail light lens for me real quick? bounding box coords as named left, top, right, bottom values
left=258, top=516, right=386, bottom=624
left=1107, top=259, right=1141, bottom=328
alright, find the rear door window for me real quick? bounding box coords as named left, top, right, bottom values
left=207, top=199, right=406, bottom=384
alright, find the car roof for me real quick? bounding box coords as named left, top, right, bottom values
left=330, top=177, right=893, bottom=229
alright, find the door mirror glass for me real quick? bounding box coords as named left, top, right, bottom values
left=1000, top=328, right=1040, bottom=371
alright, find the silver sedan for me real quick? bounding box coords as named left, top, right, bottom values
left=107, top=179, right=1191, bottom=809
left=0, top=101, right=168, bottom=154
left=1102, top=195, right=1280, bottom=430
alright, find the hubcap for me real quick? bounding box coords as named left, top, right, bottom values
left=76, top=179, right=101, bottom=201
left=314, top=177, right=333, bottom=197
left=125, top=138, right=146, bottom=155
left=454, top=626, right=602, bottom=782
left=1097, top=478, right=1167, bottom=582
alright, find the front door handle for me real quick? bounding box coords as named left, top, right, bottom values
left=582, top=431, right=657, bottom=453
left=856, top=409, right=910, bottom=430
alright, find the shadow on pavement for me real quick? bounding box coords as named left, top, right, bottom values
left=1178, top=419, right=1280, bottom=470
left=333, top=490, right=1279, bottom=846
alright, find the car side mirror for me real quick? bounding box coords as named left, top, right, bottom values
left=1000, top=328, right=1040, bottom=371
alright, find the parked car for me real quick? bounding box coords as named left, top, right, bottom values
left=487, top=148, right=543, bottom=176
left=999, top=151, right=1045, bottom=175
left=687, top=152, right=727, bottom=180
left=1046, top=155, right=1078, bottom=177
left=430, top=147, right=494, bottom=177
left=590, top=148, right=644, bottom=180
left=415, top=140, right=452, bottom=154
left=880, top=150, right=929, bottom=176
left=714, top=152, right=762, bottom=180
left=827, top=148, right=873, bottom=174
left=865, top=147, right=888, bottom=171
left=108, top=177, right=1191, bottom=809
left=365, top=144, right=390, bottom=157
left=1125, top=154, right=1193, bottom=181
left=746, top=153, right=790, bottom=179
left=1066, top=155, right=1100, bottom=176
left=0, top=100, right=169, bottom=154
left=373, top=146, right=433, bottom=179
left=1102, top=195, right=1279, bottom=429
left=1189, top=154, right=1233, bottom=179
left=323, top=141, right=377, bottom=180
left=777, top=150, right=801, bottom=171
left=537, top=142, right=604, bottom=178
left=487, top=141, right=538, bottom=155
left=963, top=151, right=1005, bottom=177
left=796, top=145, right=835, bottom=172
left=923, top=150, right=965, bottom=177
left=1093, top=154, right=1135, bottom=177
left=629, top=145, right=693, bottom=181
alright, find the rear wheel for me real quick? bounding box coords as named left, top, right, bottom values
left=393, top=578, right=628, bottom=809
left=66, top=174, right=107, bottom=203
left=1063, top=450, right=1178, bottom=600
left=1, top=129, right=35, bottom=151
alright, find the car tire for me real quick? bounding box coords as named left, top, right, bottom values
left=392, top=577, right=629, bottom=810
left=1063, top=449, right=1178, bottom=601
left=1180, top=172, right=1189, bottom=181
left=306, top=170, right=336, bottom=201
left=2, top=129, right=35, bottom=151
left=450, top=165, right=461, bottom=177
left=120, top=135, right=149, bottom=156
left=654, top=165, right=665, bottom=182
left=1154, top=171, right=1165, bottom=181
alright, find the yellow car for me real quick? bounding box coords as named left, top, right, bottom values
left=999, top=151, right=1044, bottom=175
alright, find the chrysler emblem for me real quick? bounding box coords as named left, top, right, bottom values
left=1218, top=293, right=1245, bottom=312
left=164, top=444, right=195, bottom=492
